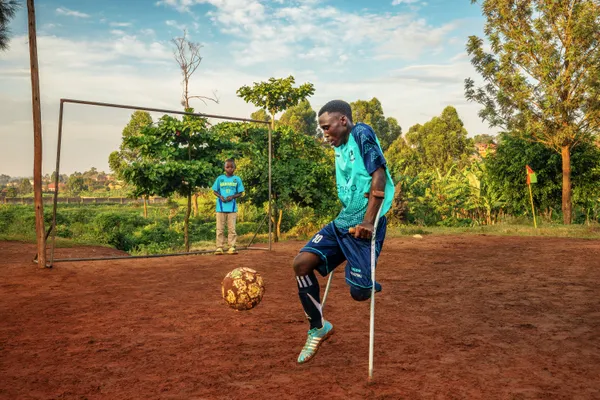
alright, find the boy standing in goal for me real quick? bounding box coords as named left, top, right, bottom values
left=212, top=159, right=245, bottom=255
left=292, top=100, right=395, bottom=364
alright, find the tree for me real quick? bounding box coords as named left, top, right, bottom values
left=172, top=29, right=217, bottom=109
left=385, top=117, right=403, bottom=151
left=237, top=76, right=315, bottom=131
left=384, top=130, right=418, bottom=182
left=121, top=112, right=229, bottom=252
left=473, top=134, right=496, bottom=145
left=279, top=100, right=318, bottom=137
left=17, top=178, right=32, bottom=195
left=109, top=111, right=153, bottom=216
left=235, top=124, right=336, bottom=238
left=465, top=0, right=600, bottom=224
left=250, top=109, right=271, bottom=124
left=0, top=174, right=10, bottom=185
left=109, top=111, right=153, bottom=178
left=350, top=98, right=402, bottom=152
left=171, top=30, right=218, bottom=217
left=386, top=106, right=474, bottom=177
left=0, top=0, right=20, bottom=51
left=5, top=186, right=17, bottom=198
left=237, top=76, right=316, bottom=241
left=66, top=175, right=87, bottom=195
left=486, top=132, right=600, bottom=221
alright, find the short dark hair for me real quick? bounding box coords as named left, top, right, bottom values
left=318, top=100, right=353, bottom=123
left=225, top=158, right=236, bottom=167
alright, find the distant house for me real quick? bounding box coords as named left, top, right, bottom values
left=47, top=182, right=67, bottom=192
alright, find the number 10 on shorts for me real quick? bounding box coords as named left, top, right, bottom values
left=312, top=234, right=323, bottom=244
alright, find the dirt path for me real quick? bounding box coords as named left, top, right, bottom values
left=0, top=235, right=599, bottom=399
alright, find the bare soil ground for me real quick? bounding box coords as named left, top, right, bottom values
left=0, top=235, right=599, bottom=400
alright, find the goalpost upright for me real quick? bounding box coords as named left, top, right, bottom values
left=43, top=98, right=273, bottom=267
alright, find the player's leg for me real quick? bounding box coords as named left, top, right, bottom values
left=293, top=223, right=345, bottom=364
left=293, top=252, right=324, bottom=329
left=215, top=212, right=225, bottom=255
left=341, top=216, right=387, bottom=301
left=227, top=212, right=238, bottom=254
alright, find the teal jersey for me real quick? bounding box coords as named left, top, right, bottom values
left=333, top=123, right=395, bottom=230
left=212, top=175, right=244, bottom=213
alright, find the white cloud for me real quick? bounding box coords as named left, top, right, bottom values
left=166, top=20, right=187, bottom=31
left=156, top=0, right=197, bottom=13
left=391, top=0, right=420, bottom=4
left=110, top=22, right=132, bottom=27
left=311, top=61, right=493, bottom=136
left=0, top=34, right=267, bottom=176
left=140, top=28, right=156, bottom=36
left=55, top=7, right=90, bottom=18
left=157, top=1, right=459, bottom=66
left=0, top=3, right=493, bottom=176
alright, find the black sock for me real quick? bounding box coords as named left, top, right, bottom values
left=297, top=271, right=323, bottom=330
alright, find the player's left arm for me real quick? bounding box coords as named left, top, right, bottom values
left=353, top=168, right=386, bottom=239
left=226, top=192, right=244, bottom=201
left=225, top=177, right=245, bottom=202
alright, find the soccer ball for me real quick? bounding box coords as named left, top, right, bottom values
left=221, top=267, right=265, bottom=311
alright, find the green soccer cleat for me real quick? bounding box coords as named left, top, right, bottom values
left=214, top=248, right=224, bottom=255
left=297, top=320, right=334, bottom=364
left=227, top=247, right=238, bottom=255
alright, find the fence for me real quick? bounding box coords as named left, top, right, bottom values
left=1, top=196, right=169, bottom=205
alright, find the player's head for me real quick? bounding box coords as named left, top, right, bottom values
left=224, top=158, right=236, bottom=176
left=318, top=100, right=353, bottom=147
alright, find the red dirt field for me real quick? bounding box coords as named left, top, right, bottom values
left=1, top=235, right=599, bottom=400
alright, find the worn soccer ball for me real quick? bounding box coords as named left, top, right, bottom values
left=221, top=267, right=265, bottom=311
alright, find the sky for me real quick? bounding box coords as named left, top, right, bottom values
left=0, top=0, right=493, bottom=177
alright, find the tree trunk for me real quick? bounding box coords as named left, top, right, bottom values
left=28, top=0, right=46, bottom=268
left=143, top=196, right=148, bottom=218
left=269, top=111, right=279, bottom=243
left=271, top=201, right=279, bottom=242
left=184, top=192, right=192, bottom=252
left=561, top=145, right=572, bottom=224
left=192, top=192, right=199, bottom=217
left=277, top=209, right=283, bottom=240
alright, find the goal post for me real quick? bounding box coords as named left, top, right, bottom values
left=42, top=98, right=273, bottom=267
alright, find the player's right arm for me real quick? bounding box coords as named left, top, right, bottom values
left=213, top=190, right=224, bottom=201
left=352, top=167, right=386, bottom=239
left=212, top=177, right=225, bottom=201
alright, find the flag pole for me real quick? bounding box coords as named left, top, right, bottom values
left=528, top=183, right=537, bottom=228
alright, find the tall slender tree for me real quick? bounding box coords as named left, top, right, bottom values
left=172, top=29, right=218, bottom=216
left=237, top=76, right=315, bottom=241
left=465, top=0, right=600, bottom=224
left=172, top=29, right=218, bottom=108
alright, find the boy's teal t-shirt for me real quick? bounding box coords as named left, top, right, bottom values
left=212, top=175, right=244, bottom=213
left=333, top=123, right=395, bottom=230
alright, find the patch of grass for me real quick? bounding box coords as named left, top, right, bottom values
left=388, top=223, right=600, bottom=240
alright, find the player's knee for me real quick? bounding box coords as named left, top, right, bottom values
left=293, top=252, right=317, bottom=276
left=350, top=286, right=371, bottom=302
